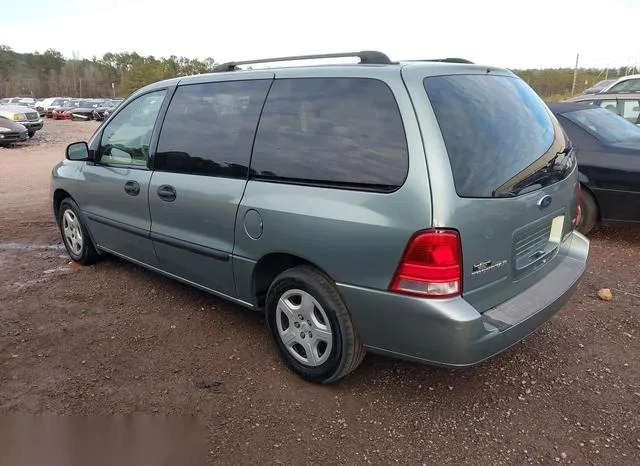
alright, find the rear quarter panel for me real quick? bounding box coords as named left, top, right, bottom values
left=233, top=66, right=433, bottom=304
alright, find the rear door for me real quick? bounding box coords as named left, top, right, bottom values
left=402, top=66, right=580, bottom=312
left=148, top=74, right=273, bottom=298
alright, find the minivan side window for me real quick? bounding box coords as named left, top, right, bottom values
left=155, top=80, right=272, bottom=178
left=620, top=99, right=640, bottom=124
left=598, top=99, right=619, bottom=114
left=251, top=77, right=408, bottom=191
left=98, top=90, right=166, bottom=167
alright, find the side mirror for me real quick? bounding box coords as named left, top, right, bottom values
left=66, top=141, right=92, bottom=161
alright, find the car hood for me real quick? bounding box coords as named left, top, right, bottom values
left=0, top=105, right=36, bottom=113
left=610, top=138, right=640, bottom=151
left=0, top=118, right=27, bottom=132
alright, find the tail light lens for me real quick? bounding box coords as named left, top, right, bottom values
left=572, top=184, right=582, bottom=228
left=389, top=229, right=462, bottom=298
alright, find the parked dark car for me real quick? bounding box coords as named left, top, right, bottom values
left=548, top=102, right=640, bottom=234
left=565, top=92, right=640, bottom=126
left=64, top=100, right=107, bottom=120
left=96, top=99, right=124, bottom=121
left=92, top=100, right=122, bottom=121
left=0, top=118, right=29, bottom=146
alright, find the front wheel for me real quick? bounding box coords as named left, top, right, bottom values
left=577, top=187, right=598, bottom=235
left=265, top=266, right=365, bottom=384
left=57, top=198, right=101, bottom=265
left=28, top=131, right=35, bottom=138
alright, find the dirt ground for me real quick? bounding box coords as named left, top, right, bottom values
left=1, top=120, right=639, bottom=465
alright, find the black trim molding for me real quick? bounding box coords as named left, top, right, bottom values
left=150, top=232, right=230, bottom=262
left=85, top=213, right=149, bottom=239
left=85, top=212, right=230, bottom=262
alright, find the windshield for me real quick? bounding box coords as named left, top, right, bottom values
left=424, top=74, right=562, bottom=198
left=563, top=107, right=640, bottom=145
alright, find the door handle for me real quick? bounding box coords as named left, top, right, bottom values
left=157, top=184, right=177, bottom=202
left=124, top=180, right=140, bottom=196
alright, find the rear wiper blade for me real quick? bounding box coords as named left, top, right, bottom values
left=492, top=147, right=573, bottom=198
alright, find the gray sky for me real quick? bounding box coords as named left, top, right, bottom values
left=2, top=0, right=639, bottom=69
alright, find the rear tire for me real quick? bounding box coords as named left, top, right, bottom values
left=265, top=265, right=365, bottom=384
left=57, top=198, right=101, bottom=265
left=577, top=187, right=598, bottom=235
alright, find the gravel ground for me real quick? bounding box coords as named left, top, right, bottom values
left=0, top=120, right=639, bottom=465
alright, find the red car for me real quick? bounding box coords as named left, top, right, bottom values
left=51, top=100, right=81, bottom=120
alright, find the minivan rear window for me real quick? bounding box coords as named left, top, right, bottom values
left=424, top=74, right=556, bottom=198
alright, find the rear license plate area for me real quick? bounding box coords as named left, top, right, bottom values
left=513, top=213, right=565, bottom=276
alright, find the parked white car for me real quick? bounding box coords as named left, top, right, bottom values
left=599, top=74, right=640, bottom=93
left=0, top=105, right=44, bottom=137
left=0, top=97, right=36, bottom=108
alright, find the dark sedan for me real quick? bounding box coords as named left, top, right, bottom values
left=548, top=102, right=640, bottom=234
left=0, top=118, right=29, bottom=146
left=92, top=100, right=122, bottom=121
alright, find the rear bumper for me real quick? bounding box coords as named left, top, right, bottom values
left=337, top=230, right=589, bottom=367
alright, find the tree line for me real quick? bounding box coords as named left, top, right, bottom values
left=0, top=45, right=633, bottom=100
left=0, top=46, right=214, bottom=99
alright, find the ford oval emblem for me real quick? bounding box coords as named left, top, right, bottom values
left=538, top=195, right=552, bottom=209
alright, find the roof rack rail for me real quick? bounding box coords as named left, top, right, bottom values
left=419, top=57, right=474, bottom=64
left=210, top=50, right=392, bottom=72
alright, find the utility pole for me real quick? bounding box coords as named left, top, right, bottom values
left=571, top=53, right=579, bottom=96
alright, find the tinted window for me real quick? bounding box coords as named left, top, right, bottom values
left=99, top=90, right=166, bottom=166
left=608, top=78, right=640, bottom=93
left=598, top=99, right=618, bottom=113
left=155, top=80, right=271, bottom=178
left=621, top=99, right=640, bottom=123
left=563, top=107, right=640, bottom=145
left=251, top=78, right=408, bottom=191
left=424, top=74, right=556, bottom=198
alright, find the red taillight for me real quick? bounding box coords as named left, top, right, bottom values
left=389, top=229, right=462, bottom=298
left=572, top=184, right=583, bottom=228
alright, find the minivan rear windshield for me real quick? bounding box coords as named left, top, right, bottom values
left=424, top=74, right=558, bottom=198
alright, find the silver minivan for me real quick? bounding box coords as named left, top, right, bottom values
left=51, top=51, right=589, bottom=383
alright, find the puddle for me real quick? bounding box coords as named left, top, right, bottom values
left=42, top=266, right=72, bottom=275
left=0, top=242, right=65, bottom=251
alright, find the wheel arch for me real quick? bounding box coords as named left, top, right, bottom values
left=53, top=190, right=103, bottom=256
left=252, top=252, right=334, bottom=311
left=53, top=188, right=73, bottom=218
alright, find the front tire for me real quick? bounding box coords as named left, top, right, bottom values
left=577, top=187, right=598, bottom=235
left=265, top=266, right=365, bottom=384
left=57, top=198, right=100, bottom=265
left=28, top=131, right=35, bottom=138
